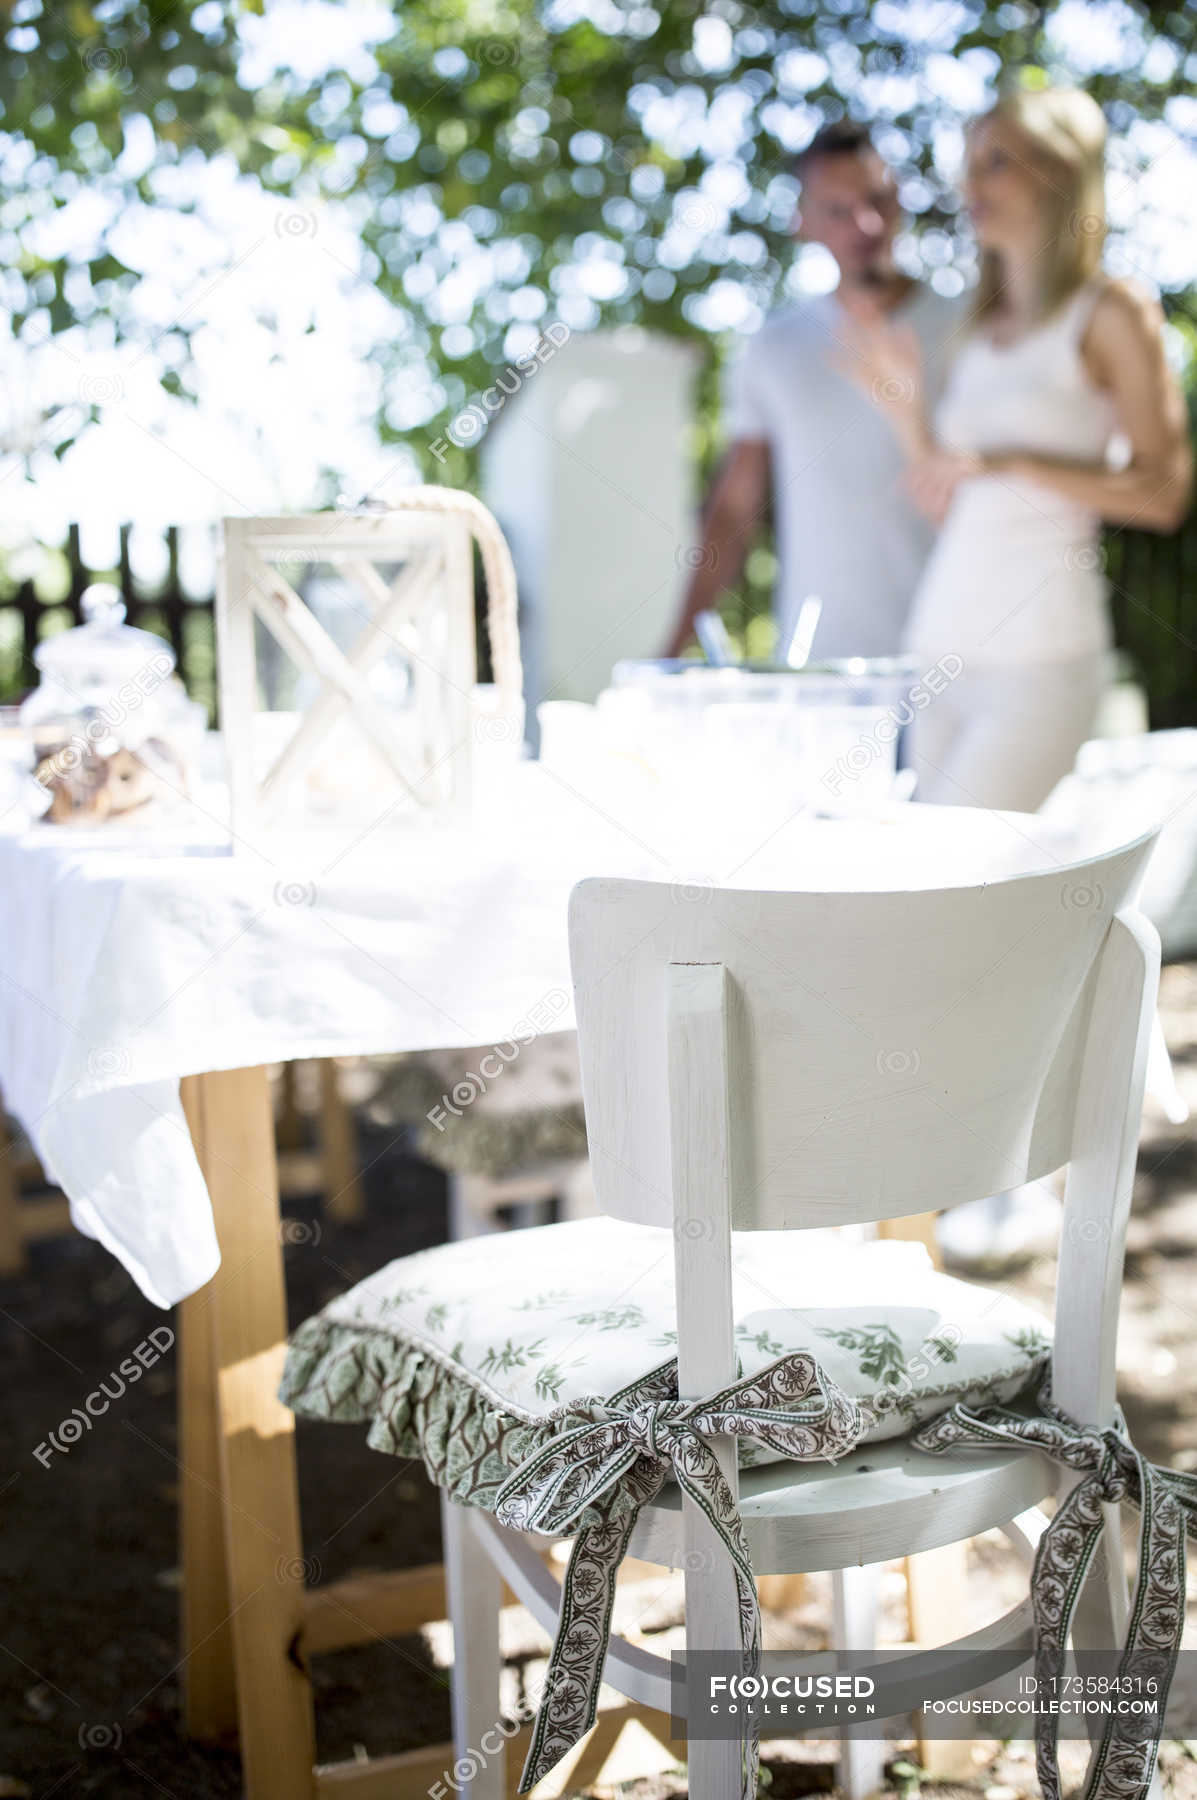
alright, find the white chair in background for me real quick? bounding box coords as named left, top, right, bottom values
left=362, top=1031, right=594, bottom=1238
left=479, top=326, right=699, bottom=730
left=1044, top=728, right=1197, bottom=1125
left=437, top=830, right=1159, bottom=1799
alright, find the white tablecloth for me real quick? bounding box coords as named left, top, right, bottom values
left=0, top=765, right=1101, bottom=1306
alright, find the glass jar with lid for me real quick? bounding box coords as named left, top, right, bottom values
left=19, top=586, right=206, bottom=824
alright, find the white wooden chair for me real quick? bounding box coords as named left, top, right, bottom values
left=439, top=827, right=1160, bottom=1799
left=361, top=1031, right=593, bottom=1239
left=1044, top=728, right=1197, bottom=1125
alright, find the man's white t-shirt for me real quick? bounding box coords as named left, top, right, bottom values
left=725, top=284, right=963, bottom=661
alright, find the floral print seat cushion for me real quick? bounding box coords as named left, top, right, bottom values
left=280, top=1216, right=1051, bottom=1515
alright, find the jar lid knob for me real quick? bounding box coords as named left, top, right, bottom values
left=80, top=585, right=127, bottom=627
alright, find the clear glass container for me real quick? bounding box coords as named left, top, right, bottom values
left=19, top=587, right=206, bottom=825
left=601, top=655, right=923, bottom=820
left=609, top=654, right=920, bottom=711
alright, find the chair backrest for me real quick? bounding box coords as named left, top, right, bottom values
left=568, top=826, right=1161, bottom=1426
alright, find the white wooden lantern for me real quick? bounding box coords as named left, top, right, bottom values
left=216, top=489, right=523, bottom=843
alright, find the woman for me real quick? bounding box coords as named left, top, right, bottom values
left=848, top=84, right=1192, bottom=812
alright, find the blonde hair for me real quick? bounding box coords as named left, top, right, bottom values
left=971, top=85, right=1107, bottom=326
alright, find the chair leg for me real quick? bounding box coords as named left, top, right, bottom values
left=683, top=1504, right=745, bottom=1800
left=448, top=1174, right=489, bottom=1240
left=441, top=1493, right=505, bottom=1800
left=833, top=1565, right=886, bottom=1800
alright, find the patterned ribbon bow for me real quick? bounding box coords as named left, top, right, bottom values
left=494, top=1350, right=862, bottom=1796
left=913, top=1372, right=1197, bottom=1800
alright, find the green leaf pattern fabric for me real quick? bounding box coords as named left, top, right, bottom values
left=280, top=1217, right=1051, bottom=1512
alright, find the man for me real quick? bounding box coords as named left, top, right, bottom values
left=666, top=121, right=962, bottom=663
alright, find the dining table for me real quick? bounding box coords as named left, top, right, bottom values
left=0, top=756, right=1111, bottom=1796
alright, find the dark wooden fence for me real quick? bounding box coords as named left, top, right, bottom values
left=0, top=524, right=218, bottom=720
left=2, top=518, right=1196, bottom=729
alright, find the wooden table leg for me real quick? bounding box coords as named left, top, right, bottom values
left=276, top=1062, right=304, bottom=1152
left=0, top=1092, right=24, bottom=1275
left=875, top=1210, right=940, bottom=1263
left=178, top=1077, right=238, bottom=1741
left=905, top=1546, right=981, bottom=1782
left=318, top=1059, right=365, bottom=1225
left=183, top=1066, right=317, bottom=1798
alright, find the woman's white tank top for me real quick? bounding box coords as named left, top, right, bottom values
left=904, top=280, right=1117, bottom=667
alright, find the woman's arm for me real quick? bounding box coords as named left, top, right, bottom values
left=835, top=307, right=978, bottom=521
left=835, top=305, right=935, bottom=458
left=992, top=282, right=1193, bottom=533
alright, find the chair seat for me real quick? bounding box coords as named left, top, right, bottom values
left=281, top=1215, right=1051, bottom=1518
left=630, top=1430, right=1055, bottom=1574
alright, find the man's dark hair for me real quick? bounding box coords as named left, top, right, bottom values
left=794, top=120, right=875, bottom=181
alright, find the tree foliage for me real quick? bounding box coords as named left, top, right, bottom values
left=2, top=0, right=1196, bottom=476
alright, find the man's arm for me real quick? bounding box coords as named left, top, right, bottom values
left=663, top=438, right=771, bottom=658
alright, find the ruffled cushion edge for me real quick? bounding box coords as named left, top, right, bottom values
left=280, top=1313, right=677, bottom=1513
left=279, top=1312, right=1048, bottom=1517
